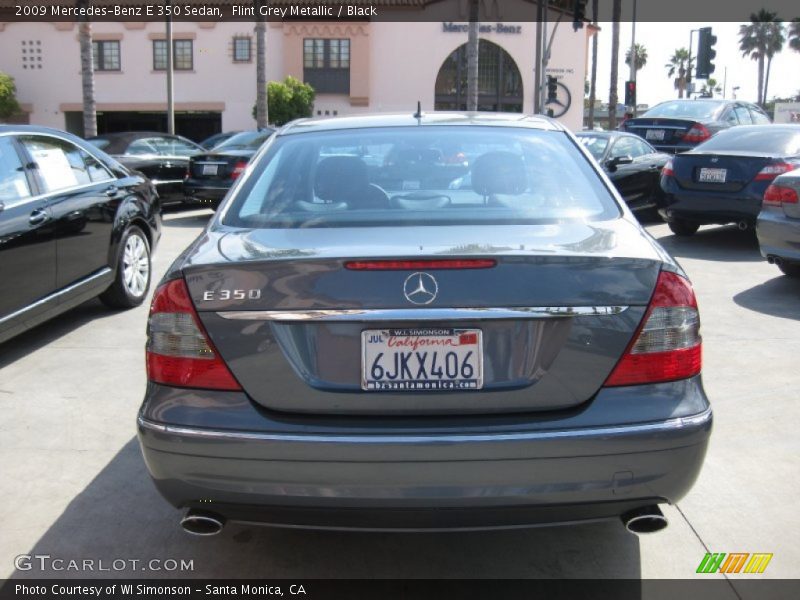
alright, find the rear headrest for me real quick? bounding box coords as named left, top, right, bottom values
left=471, top=151, right=528, bottom=196
left=314, top=156, right=368, bottom=202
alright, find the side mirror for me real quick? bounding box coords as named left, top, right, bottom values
left=606, top=155, right=634, bottom=170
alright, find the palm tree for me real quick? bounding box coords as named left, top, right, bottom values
left=466, top=0, right=479, bottom=111
left=665, top=48, right=692, bottom=99
left=625, top=43, right=648, bottom=73
left=608, top=0, right=621, bottom=130
left=77, top=0, right=96, bottom=137
left=739, top=10, right=785, bottom=106
left=587, top=0, right=599, bottom=128
left=254, top=1, right=268, bottom=127
left=701, top=78, right=722, bottom=98
left=789, top=18, right=800, bottom=52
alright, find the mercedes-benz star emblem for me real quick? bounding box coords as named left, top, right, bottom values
left=403, top=272, right=438, bottom=305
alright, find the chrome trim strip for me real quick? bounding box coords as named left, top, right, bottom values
left=0, top=268, right=113, bottom=326
left=216, top=306, right=629, bottom=322
left=138, top=408, right=712, bottom=445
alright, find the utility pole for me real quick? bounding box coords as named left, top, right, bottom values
left=534, top=3, right=543, bottom=114
left=628, top=0, right=637, bottom=116
left=166, top=0, right=175, bottom=135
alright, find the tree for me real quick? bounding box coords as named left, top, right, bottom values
left=77, top=0, right=96, bottom=137
left=624, top=43, right=648, bottom=72
left=0, top=72, right=20, bottom=120
left=254, top=1, right=268, bottom=128
left=665, top=48, right=693, bottom=99
left=700, top=78, right=722, bottom=98
left=466, top=0, right=479, bottom=111
left=253, top=77, right=315, bottom=126
left=587, top=0, right=599, bottom=128
left=789, top=18, right=800, bottom=52
left=608, top=0, right=621, bottom=130
left=739, top=10, right=785, bottom=106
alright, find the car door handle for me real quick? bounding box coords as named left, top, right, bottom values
left=29, top=209, right=49, bottom=225
left=105, top=186, right=120, bottom=197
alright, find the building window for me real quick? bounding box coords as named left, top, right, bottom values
left=92, top=40, right=120, bottom=71
left=303, top=38, right=350, bottom=94
left=232, top=37, right=251, bottom=62
left=153, top=39, right=193, bottom=71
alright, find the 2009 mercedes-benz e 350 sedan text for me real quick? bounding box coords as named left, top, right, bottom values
left=137, top=113, right=711, bottom=536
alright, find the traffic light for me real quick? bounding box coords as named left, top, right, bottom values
left=547, top=76, right=558, bottom=103
left=696, top=27, right=717, bottom=79
left=625, top=80, right=637, bottom=107
left=572, top=0, right=587, bottom=31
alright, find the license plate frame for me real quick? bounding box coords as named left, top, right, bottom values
left=361, top=328, right=484, bottom=392
left=645, top=129, right=666, bottom=141
left=202, top=164, right=218, bottom=176
left=698, top=167, right=727, bottom=183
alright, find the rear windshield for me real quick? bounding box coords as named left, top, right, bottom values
left=643, top=101, right=725, bottom=120
left=695, top=127, right=800, bottom=154
left=222, top=126, right=619, bottom=228
left=215, top=131, right=273, bottom=151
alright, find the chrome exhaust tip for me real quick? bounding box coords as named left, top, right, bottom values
left=181, top=510, right=225, bottom=536
left=621, top=505, right=668, bottom=535
left=737, top=220, right=749, bottom=231
left=767, top=255, right=775, bottom=264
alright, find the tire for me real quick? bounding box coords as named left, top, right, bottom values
left=100, top=225, right=152, bottom=309
left=777, top=261, right=800, bottom=278
left=668, top=219, right=700, bottom=237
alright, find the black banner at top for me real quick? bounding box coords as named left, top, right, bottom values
left=1, top=0, right=799, bottom=23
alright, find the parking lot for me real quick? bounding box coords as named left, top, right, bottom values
left=1, top=209, right=798, bottom=587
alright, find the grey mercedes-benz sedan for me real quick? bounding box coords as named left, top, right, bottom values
left=137, top=113, right=711, bottom=536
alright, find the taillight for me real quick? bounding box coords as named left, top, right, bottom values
left=345, top=259, right=496, bottom=270
left=231, top=161, right=248, bottom=179
left=755, top=163, right=796, bottom=182
left=604, top=270, right=701, bottom=387
left=763, top=184, right=799, bottom=205
left=662, top=159, right=674, bottom=178
left=682, top=123, right=711, bottom=144
left=146, top=278, right=241, bottom=391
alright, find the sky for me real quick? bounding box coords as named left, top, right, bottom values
left=591, top=22, right=800, bottom=107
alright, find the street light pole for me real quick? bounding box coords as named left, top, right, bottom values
left=166, top=0, right=175, bottom=135
left=628, top=0, right=637, bottom=116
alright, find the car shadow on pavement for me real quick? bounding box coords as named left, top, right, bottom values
left=11, top=438, right=642, bottom=580
left=653, top=225, right=764, bottom=263
left=733, top=275, right=800, bottom=321
left=0, top=299, right=121, bottom=370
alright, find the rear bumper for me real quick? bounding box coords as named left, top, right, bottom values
left=660, top=191, right=761, bottom=225
left=137, top=378, right=712, bottom=530
left=757, top=210, right=800, bottom=263
left=184, top=179, right=231, bottom=204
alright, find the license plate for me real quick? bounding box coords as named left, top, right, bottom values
left=202, top=164, right=218, bottom=176
left=645, top=129, right=665, bottom=141
left=361, top=328, right=483, bottom=391
left=698, top=168, right=727, bottom=183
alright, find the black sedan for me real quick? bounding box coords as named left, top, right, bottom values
left=576, top=131, right=670, bottom=216
left=184, top=129, right=274, bottom=210
left=87, top=132, right=204, bottom=205
left=659, top=125, right=800, bottom=236
left=0, top=125, right=161, bottom=343
left=622, top=99, right=770, bottom=154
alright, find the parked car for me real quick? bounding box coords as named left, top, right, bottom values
left=757, top=170, right=800, bottom=277
left=575, top=131, right=670, bottom=216
left=622, top=99, right=770, bottom=154
left=184, top=129, right=275, bottom=209
left=87, top=132, right=203, bottom=206
left=138, top=113, right=711, bottom=536
left=0, top=125, right=160, bottom=344
left=199, top=131, right=241, bottom=150
left=659, top=124, right=800, bottom=236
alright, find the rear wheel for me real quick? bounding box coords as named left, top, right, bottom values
left=777, top=261, right=800, bottom=278
left=100, top=225, right=151, bottom=309
left=668, top=219, right=700, bottom=237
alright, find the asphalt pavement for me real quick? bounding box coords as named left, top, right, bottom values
left=1, top=210, right=798, bottom=594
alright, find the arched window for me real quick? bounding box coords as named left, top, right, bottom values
left=434, top=40, right=523, bottom=112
